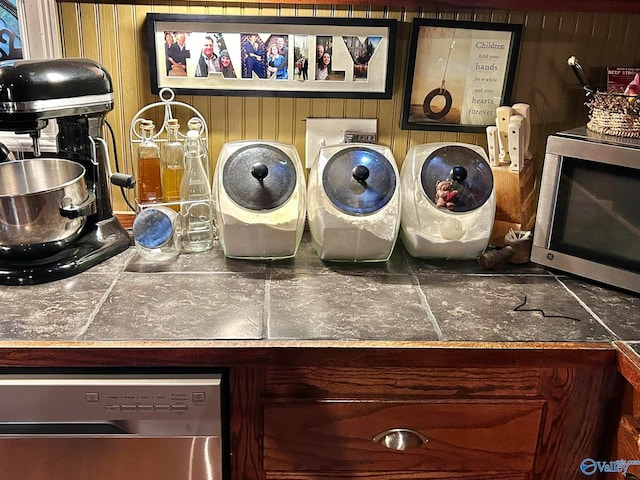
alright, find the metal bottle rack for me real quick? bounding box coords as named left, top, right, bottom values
left=129, top=87, right=209, bottom=212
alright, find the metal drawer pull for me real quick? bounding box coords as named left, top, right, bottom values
left=372, top=428, right=429, bottom=450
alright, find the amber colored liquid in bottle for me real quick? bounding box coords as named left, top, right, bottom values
left=137, top=121, right=163, bottom=204
left=161, top=165, right=184, bottom=208
left=161, top=120, right=184, bottom=210
left=138, top=155, right=163, bottom=203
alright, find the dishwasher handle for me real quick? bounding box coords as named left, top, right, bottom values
left=0, top=422, right=131, bottom=435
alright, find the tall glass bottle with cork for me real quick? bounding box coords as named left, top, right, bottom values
left=187, top=117, right=209, bottom=180
left=137, top=120, right=162, bottom=204
left=180, top=128, right=214, bottom=252
left=161, top=118, right=184, bottom=209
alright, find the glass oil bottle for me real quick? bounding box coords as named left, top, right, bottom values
left=187, top=117, right=210, bottom=179
left=137, top=120, right=162, bottom=204
left=161, top=118, right=184, bottom=210
left=180, top=128, right=214, bottom=252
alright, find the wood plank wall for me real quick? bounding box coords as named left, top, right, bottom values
left=55, top=1, right=640, bottom=213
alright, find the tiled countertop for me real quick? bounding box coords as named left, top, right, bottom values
left=0, top=232, right=637, bottom=344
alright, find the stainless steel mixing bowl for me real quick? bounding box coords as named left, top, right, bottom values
left=0, top=158, right=95, bottom=258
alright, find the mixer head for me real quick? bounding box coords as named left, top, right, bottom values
left=0, top=58, right=114, bottom=155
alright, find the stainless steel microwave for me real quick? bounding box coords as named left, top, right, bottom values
left=531, top=127, right=640, bottom=294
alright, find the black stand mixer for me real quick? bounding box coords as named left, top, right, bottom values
left=0, top=58, right=133, bottom=285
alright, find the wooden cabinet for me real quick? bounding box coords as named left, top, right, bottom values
left=0, top=345, right=620, bottom=480
left=258, top=361, right=618, bottom=480
left=614, top=415, right=640, bottom=478
left=609, top=343, right=640, bottom=479
left=604, top=380, right=640, bottom=479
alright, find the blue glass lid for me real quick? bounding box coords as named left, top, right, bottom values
left=419, top=145, right=493, bottom=213
left=132, top=208, right=174, bottom=248
left=322, top=146, right=396, bottom=216
left=222, top=144, right=296, bottom=211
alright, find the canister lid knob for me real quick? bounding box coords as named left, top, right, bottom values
left=352, top=165, right=370, bottom=184
left=450, top=165, right=467, bottom=182
left=251, top=163, right=269, bottom=182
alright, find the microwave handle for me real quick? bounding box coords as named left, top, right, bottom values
left=532, top=152, right=563, bottom=247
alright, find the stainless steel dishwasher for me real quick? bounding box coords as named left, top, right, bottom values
left=0, top=373, right=227, bottom=480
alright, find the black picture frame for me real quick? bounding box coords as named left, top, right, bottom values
left=401, top=19, right=522, bottom=133
left=146, top=13, right=397, bottom=99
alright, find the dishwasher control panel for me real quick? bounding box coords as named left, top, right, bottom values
left=86, top=386, right=207, bottom=413
left=0, top=373, right=223, bottom=436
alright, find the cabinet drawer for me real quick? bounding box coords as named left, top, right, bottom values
left=265, top=367, right=541, bottom=397
left=264, top=399, right=544, bottom=473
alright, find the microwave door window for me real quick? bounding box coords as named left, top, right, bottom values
left=549, top=157, right=640, bottom=273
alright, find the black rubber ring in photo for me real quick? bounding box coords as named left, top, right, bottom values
left=422, top=88, right=453, bottom=119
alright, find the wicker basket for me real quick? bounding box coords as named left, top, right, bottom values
left=586, top=93, right=640, bottom=138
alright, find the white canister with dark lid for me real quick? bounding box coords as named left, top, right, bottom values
left=307, top=143, right=401, bottom=262
left=400, top=142, right=496, bottom=259
left=213, top=140, right=306, bottom=259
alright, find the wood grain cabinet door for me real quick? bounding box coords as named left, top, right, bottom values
left=611, top=415, right=640, bottom=479
left=264, top=399, right=544, bottom=475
